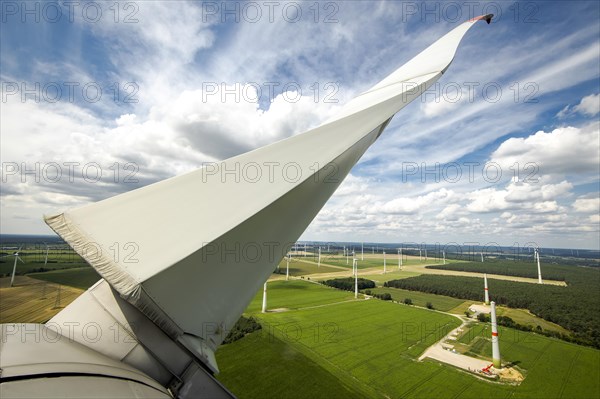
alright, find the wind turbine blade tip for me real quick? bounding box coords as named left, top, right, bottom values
left=470, top=14, right=494, bottom=24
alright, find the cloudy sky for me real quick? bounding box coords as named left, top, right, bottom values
left=1, top=1, right=599, bottom=249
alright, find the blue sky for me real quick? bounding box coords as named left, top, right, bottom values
left=1, top=1, right=599, bottom=249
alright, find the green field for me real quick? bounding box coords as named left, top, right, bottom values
left=369, top=286, right=467, bottom=312
left=275, top=258, right=341, bottom=276
left=457, top=321, right=600, bottom=399
left=216, top=279, right=600, bottom=399
left=246, top=280, right=357, bottom=313
left=319, top=256, right=431, bottom=270
left=3, top=248, right=598, bottom=398
left=0, top=249, right=87, bottom=277
left=358, top=270, right=423, bottom=284
left=30, top=267, right=101, bottom=290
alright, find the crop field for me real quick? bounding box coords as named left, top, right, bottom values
left=30, top=267, right=101, bottom=290
left=216, top=279, right=600, bottom=399
left=368, top=287, right=467, bottom=312
left=318, top=255, right=436, bottom=270
left=245, top=280, right=356, bottom=313
left=275, top=258, right=342, bottom=276
left=357, top=270, right=422, bottom=284
left=0, top=276, right=83, bottom=323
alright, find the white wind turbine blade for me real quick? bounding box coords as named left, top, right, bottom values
left=45, top=15, right=494, bottom=372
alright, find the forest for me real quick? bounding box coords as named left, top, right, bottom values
left=323, top=277, right=375, bottom=291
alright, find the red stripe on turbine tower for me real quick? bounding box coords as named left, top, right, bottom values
left=490, top=301, right=501, bottom=368
left=484, top=274, right=490, bottom=305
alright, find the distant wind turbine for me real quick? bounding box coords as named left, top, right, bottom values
left=535, top=248, right=542, bottom=284
left=43, top=243, right=49, bottom=268
left=383, top=251, right=386, bottom=274
left=361, top=242, right=364, bottom=261
left=351, top=254, right=357, bottom=301
left=443, top=250, right=446, bottom=264
left=398, top=248, right=402, bottom=270
left=286, top=253, right=290, bottom=281
left=318, top=247, right=321, bottom=268
left=8, top=246, right=24, bottom=287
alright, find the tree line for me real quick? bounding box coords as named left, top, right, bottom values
left=323, top=277, right=375, bottom=291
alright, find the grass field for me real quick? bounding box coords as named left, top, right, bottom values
left=319, top=255, right=436, bottom=270
left=497, top=307, right=570, bottom=335
left=275, top=258, right=342, bottom=276
left=0, top=249, right=88, bottom=277
left=30, top=267, right=101, bottom=290
left=1, top=253, right=597, bottom=399
left=369, top=286, right=468, bottom=312
left=456, top=321, right=600, bottom=399
left=216, top=279, right=600, bottom=399
left=246, top=280, right=356, bottom=313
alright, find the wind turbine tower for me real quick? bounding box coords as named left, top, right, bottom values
left=361, top=242, right=364, bottom=261
left=383, top=251, right=386, bottom=274
left=9, top=246, right=24, bottom=287
left=490, top=301, right=501, bottom=368
left=43, top=243, right=49, bottom=268
left=443, top=250, right=446, bottom=264
left=535, top=248, right=543, bottom=284
left=481, top=252, right=484, bottom=262
left=318, top=247, right=321, bottom=268
left=262, top=282, right=268, bottom=313
left=398, top=248, right=402, bottom=270
left=484, top=273, right=490, bottom=305
left=286, top=253, right=290, bottom=281
left=353, top=258, right=358, bottom=299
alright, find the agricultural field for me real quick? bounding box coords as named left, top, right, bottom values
left=496, top=308, right=570, bottom=336
left=456, top=321, right=600, bottom=399
left=368, top=286, right=467, bottom=312
left=216, top=279, right=600, bottom=398
left=30, top=267, right=101, bottom=290
left=274, top=258, right=341, bottom=276
left=0, top=276, right=83, bottom=323
left=0, top=249, right=87, bottom=277
left=245, top=280, right=356, bottom=313
left=317, top=255, right=432, bottom=270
